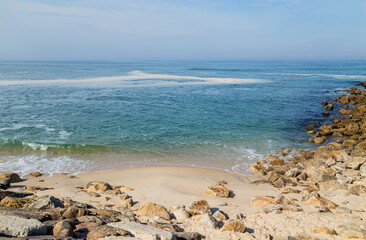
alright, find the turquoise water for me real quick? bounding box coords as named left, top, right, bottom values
left=0, top=61, right=365, bottom=175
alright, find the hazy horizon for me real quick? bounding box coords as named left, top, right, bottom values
left=1, top=0, right=365, bottom=61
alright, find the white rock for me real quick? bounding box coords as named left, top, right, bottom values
left=193, top=214, right=218, bottom=229
left=0, top=214, right=47, bottom=237
left=173, top=208, right=190, bottom=222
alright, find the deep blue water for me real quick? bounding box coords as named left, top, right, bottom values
left=0, top=61, right=365, bottom=175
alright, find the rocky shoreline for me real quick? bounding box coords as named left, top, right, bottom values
left=0, top=84, right=365, bottom=239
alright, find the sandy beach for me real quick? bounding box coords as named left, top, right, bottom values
left=5, top=164, right=365, bottom=239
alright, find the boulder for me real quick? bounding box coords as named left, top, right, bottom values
left=108, top=221, right=175, bottom=240
left=0, top=196, right=25, bottom=208
left=342, top=139, right=357, bottom=148
left=356, top=141, right=366, bottom=149
left=86, top=181, right=113, bottom=192
left=115, top=197, right=133, bottom=209
left=348, top=185, right=366, bottom=196
left=317, top=180, right=347, bottom=191
left=203, top=185, right=230, bottom=198
left=324, top=104, right=333, bottom=110
left=193, top=214, right=218, bottom=229
left=53, top=220, right=73, bottom=237
left=313, top=136, right=326, bottom=144
left=0, top=173, right=21, bottom=183
left=0, top=206, right=50, bottom=221
left=0, top=178, right=10, bottom=189
left=175, top=232, right=202, bottom=240
left=29, top=196, right=64, bottom=210
left=348, top=157, right=366, bottom=169
left=221, top=220, right=246, bottom=233
left=0, top=213, right=47, bottom=237
left=75, top=223, right=127, bottom=239
left=62, top=207, right=88, bottom=219
left=138, top=202, right=171, bottom=220
left=173, top=208, right=190, bottom=222
left=187, top=200, right=211, bottom=216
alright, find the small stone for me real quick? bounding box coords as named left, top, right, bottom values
left=138, top=202, right=171, bottom=220
left=216, top=180, right=228, bottom=186
left=342, top=139, right=357, bottom=148
left=221, top=220, right=246, bottom=233
left=0, top=173, right=21, bottom=183
left=187, top=200, right=211, bottom=216
left=314, top=227, right=337, bottom=235
left=28, top=172, right=42, bottom=177
left=306, top=125, right=314, bottom=130
left=53, top=220, right=73, bottom=237
left=305, top=194, right=338, bottom=209
left=251, top=196, right=276, bottom=207
left=212, top=210, right=228, bottom=222
left=119, top=186, right=134, bottom=193
left=193, top=214, right=218, bottom=229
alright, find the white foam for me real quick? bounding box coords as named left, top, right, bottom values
left=0, top=71, right=267, bottom=86
left=265, top=73, right=366, bottom=79
left=0, top=155, right=92, bottom=177
left=0, top=124, right=28, bottom=131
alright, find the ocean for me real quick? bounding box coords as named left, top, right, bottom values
left=0, top=60, right=365, bottom=176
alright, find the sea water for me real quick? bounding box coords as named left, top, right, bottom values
left=0, top=60, right=365, bottom=175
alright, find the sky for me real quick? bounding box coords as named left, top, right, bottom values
left=0, top=0, right=365, bottom=61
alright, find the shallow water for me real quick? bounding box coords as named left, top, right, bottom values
left=0, top=60, right=365, bottom=175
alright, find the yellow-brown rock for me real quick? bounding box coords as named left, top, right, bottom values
left=305, top=195, right=338, bottom=209
left=251, top=196, right=276, bottom=207
left=204, top=185, right=230, bottom=198
left=115, top=198, right=133, bottom=209
left=138, top=202, right=171, bottom=220
left=0, top=173, right=21, bottom=183
left=0, top=196, right=24, bottom=208
left=86, top=181, right=112, bottom=192
left=187, top=200, right=211, bottom=216
left=28, top=172, right=42, bottom=177
left=221, top=220, right=246, bottom=233
left=314, top=227, right=337, bottom=235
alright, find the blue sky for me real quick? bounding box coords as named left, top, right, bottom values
left=0, top=0, right=365, bottom=60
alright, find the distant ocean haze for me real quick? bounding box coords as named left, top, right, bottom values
left=0, top=60, right=365, bottom=175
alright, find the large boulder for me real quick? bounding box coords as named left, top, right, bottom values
left=29, top=196, right=64, bottom=210
left=138, top=202, right=171, bottom=220
left=53, top=220, right=73, bottom=237
left=0, top=173, right=21, bottom=183
left=0, top=213, right=47, bottom=237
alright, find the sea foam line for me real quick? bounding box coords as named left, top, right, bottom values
left=0, top=71, right=267, bottom=86
left=264, top=73, right=366, bottom=79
